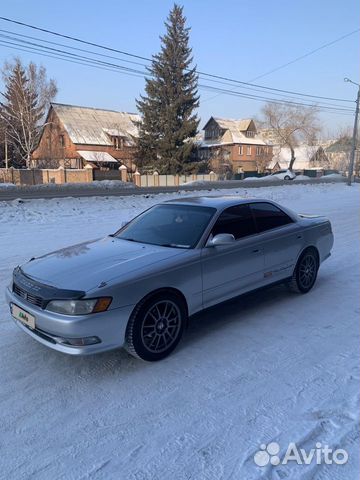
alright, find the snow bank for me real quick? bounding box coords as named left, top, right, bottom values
left=182, top=180, right=212, bottom=186
left=323, top=173, right=344, bottom=179
left=0, top=180, right=136, bottom=191
left=294, top=175, right=311, bottom=181
left=243, top=175, right=279, bottom=182
left=29, top=180, right=136, bottom=190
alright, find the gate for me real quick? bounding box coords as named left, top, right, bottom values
left=93, top=170, right=121, bottom=181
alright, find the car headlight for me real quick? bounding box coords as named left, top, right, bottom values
left=46, top=297, right=112, bottom=315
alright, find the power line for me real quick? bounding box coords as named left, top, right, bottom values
left=199, top=84, right=354, bottom=116
left=0, top=16, right=150, bottom=62
left=0, top=28, right=352, bottom=110
left=0, top=34, right=147, bottom=75
left=0, top=36, right=354, bottom=116
left=0, top=28, right=149, bottom=69
left=0, top=30, right=353, bottom=111
left=0, top=42, right=148, bottom=79
left=249, top=28, right=360, bottom=82
left=0, top=15, right=354, bottom=105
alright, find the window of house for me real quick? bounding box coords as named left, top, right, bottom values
left=250, top=202, right=293, bottom=232
left=246, top=146, right=251, bottom=156
left=238, top=145, right=243, bottom=155
left=112, top=137, right=123, bottom=150
left=256, top=147, right=261, bottom=156
left=59, top=135, right=65, bottom=147
left=246, top=130, right=255, bottom=138
left=211, top=204, right=257, bottom=240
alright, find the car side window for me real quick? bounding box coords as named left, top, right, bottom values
left=211, top=204, right=257, bottom=240
left=250, top=202, right=293, bottom=232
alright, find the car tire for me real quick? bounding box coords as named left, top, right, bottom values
left=288, top=248, right=319, bottom=294
left=125, top=292, right=186, bottom=361
left=284, top=175, right=291, bottom=180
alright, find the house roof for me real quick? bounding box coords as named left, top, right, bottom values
left=77, top=151, right=118, bottom=163
left=201, top=116, right=267, bottom=146
left=213, top=117, right=253, bottom=132
left=325, top=136, right=353, bottom=153
left=51, top=103, right=140, bottom=146
left=270, top=145, right=326, bottom=169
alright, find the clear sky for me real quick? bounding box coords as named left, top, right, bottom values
left=0, top=0, right=359, bottom=136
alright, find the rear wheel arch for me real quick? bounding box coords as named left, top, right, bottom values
left=297, top=245, right=320, bottom=265
left=289, top=246, right=320, bottom=293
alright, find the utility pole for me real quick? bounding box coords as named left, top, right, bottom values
left=344, top=78, right=360, bottom=186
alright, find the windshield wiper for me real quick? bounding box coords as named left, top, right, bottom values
left=160, top=243, right=190, bottom=249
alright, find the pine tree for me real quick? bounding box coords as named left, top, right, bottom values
left=0, top=58, right=57, bottom=168
left=136, top=4, right=199, bottom=174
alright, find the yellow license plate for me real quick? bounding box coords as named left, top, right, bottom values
left=11, top=304, right=36, bottom=329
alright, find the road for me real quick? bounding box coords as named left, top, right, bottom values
left=0, top=176, right=345, bottom=201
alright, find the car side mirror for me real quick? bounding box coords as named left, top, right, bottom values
left=207, top=233, right=236, bottom=247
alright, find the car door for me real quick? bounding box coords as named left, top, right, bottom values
left=201, top=204, right=265, bottom=308
left=249, top=202, right=304, bottom=282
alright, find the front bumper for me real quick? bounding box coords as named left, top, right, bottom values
left=6, top=287, right=135, bottom=355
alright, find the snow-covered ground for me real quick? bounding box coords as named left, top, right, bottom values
left=0, top=183, right=359, bottom=479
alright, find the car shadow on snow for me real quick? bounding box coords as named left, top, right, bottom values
left=184, top=283, right=291, bottom=346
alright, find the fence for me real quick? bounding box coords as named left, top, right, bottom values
left=138, top=172, right=218, bottom=187
left=0, top=167, right=92, bottom=186
left=0, top=167, right=219, bottom=187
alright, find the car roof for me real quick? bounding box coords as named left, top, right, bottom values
left=164, top=196, right=275, bottom=209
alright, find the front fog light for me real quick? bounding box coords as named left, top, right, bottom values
left=56, top=336, right=101, bottom=346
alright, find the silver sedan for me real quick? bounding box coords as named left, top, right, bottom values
left=6, top=196, right=334, bottom=361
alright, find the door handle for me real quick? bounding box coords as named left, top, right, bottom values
left=252, top=249, right=260, bottom=253
left=297, top=235, right=302, bottom=239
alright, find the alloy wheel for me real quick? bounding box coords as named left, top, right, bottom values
left=298, top=254, right=317, bottom=289
left=141, top=300, right=181, bottom=353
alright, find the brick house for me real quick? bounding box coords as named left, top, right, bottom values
left=32, top=103, right=140, bottom=170
left=197, top=117, right=273, bottom=173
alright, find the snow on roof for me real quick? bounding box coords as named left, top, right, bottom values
left=196, top=140, right=234, bottom=148
left=52, top=103, right=140, bottom=146
left=213, top=117, right=253, bottom=132
left=77, top=151, right=119, bottom=163
left=205, top=117, right=267, bottom=146
left=325, top=137, right=353, bottom=153
left=273, top=145, right=323, bottom=169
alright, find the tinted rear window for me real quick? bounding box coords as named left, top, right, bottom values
left=251, top=203, right=293, bottom=232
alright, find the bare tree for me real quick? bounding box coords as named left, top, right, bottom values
left=0, top=58, right=57, bottom=168
left=255, top=145, right=273, bottom=173
left=261, top=103, right=321, bottom=170
left=210, top=146, right=233, bottom=179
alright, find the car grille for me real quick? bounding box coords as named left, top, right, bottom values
left=13, top=283, right=44, bottom=308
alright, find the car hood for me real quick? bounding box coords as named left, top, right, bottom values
left=21, top=237, right=185, bottom=292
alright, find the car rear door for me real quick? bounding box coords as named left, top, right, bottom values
left=201, top=204, right=265, bottom=308
left=249, top=202, right=304, bottom=282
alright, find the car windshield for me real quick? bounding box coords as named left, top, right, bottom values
left=114, top=204, right=216, bottom=248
